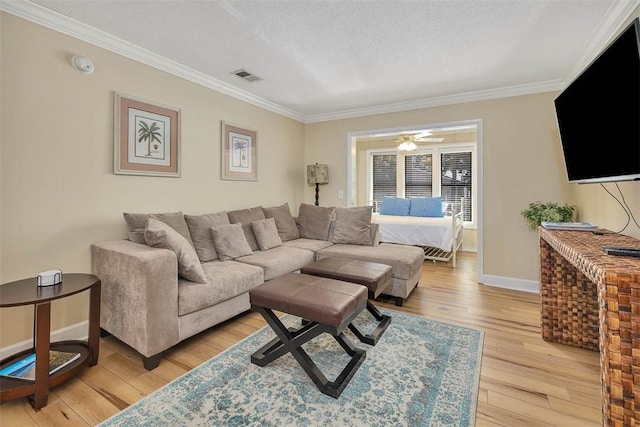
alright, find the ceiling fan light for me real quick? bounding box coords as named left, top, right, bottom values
left=398, top=141, right=417, bottom=151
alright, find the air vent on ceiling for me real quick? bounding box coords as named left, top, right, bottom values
left=231, top=69, right=262, bottom=82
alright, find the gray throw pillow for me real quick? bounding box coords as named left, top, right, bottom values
left=331, top=206, right=373, bottom=245
left=251, top=218, right=283, bottom=250
left=262, top=203, right=299, bottom=242
left=185, top=211, right=230, bottom=262
left=227, top=207, right=265, bottom=251
left=144, top=218, right=208, bottom=283
left=210, top=223, right=253, bottom=261
left=124, top=212, right=194, bottom=247
left=296, top=203, right=335, bottom=240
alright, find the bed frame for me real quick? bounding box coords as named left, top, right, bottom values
left=422, top=207, right=464, bottom=267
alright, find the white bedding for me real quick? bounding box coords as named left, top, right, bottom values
left=372, top=213, right=455, bottom=251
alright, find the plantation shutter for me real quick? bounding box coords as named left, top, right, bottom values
left=372, top=153, right=397, bottom=212
left=441, top=151, right=472, bottom=221
left=404, top=154, right=433, bottom=198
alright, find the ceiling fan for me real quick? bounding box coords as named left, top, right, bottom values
left=396, top=131, right=444, bottom=151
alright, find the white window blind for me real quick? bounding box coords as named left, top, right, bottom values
left=404, top=154, right=433, bottom=198
left=441, top=151, right=472, bottom=221
left=372, top=154, right=397, bottom=212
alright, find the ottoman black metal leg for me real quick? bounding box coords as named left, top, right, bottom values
left=348, top=301, right=391, bottom=346
left=251, top=305, right=366, bottom=399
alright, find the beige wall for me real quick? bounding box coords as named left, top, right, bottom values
left=305, top=92, right=577, bottom=283
left=0, top=14, right=305, bottom=347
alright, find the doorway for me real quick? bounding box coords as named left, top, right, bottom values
left=346, top=119, right=484, bottom=281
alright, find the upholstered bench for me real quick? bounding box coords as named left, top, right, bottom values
left=249, top=272, right=367, bottom=398
left=301, top=257, right=392, bottom=345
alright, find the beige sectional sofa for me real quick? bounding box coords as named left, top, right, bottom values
left=91, top=203, right=424, bottom=370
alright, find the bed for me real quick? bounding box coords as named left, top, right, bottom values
left=371, top=206, right=464, bottom=267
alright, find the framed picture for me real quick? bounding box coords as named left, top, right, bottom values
left=114, top=92, right=181, bottom=177
left=221, top=121, right=257, bottom=181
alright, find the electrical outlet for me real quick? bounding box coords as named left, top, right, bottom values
left=337, top=190, right=344, bottom=199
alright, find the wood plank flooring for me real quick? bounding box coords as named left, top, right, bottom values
left=0, top=252, right=601, bottom=426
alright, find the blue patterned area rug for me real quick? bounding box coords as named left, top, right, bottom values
left=99, top=308, right=483, bottom=427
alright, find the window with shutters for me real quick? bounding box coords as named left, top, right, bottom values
left=367, top=144, right=475, bottom=226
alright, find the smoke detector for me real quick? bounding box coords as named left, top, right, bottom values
left=71, top=55, right=95, bottom=74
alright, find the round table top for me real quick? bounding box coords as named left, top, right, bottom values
left=0, top=273, right=99, bottom=307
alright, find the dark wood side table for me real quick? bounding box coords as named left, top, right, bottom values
left=539, top=228, right=640, bottom=426
left=0, top=273, right=100, bottom=409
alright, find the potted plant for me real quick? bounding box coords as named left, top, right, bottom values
left=521, top=201, right=576, bottom=231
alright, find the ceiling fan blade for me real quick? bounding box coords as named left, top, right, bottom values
left=413, top=131, right=434, bottom=138
left=415, top=137, right=444, bottom=142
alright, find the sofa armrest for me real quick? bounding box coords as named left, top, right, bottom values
left=91, top=240, right=180, bottom=358
left=370, top=223, right=381, bottom=246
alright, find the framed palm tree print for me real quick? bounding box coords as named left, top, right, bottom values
left=221, top=121, right=257, bottom=181
left=114, top=92, right=181, bottom=177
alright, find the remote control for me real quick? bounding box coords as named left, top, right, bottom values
left=603, top=246, right=640, bottom=257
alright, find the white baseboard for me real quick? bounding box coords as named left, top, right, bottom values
left=481, top=274, right=540, bottom=293
left=0, top=321, right=88, bottom=361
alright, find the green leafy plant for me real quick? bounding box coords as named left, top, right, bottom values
left=521, top=201, right=576, bottom=231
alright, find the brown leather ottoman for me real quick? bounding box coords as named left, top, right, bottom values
left=249, top=272, right=367, bottom=398
left=301, top=257, right=392, bottom=345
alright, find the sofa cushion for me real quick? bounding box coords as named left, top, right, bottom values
left=178, top=260, right=264, bottom=316
left=296, top=203, right=335, bottom=240
left=262, top=203, right=300, bottom=242
left=235, top=246, right=315, bottom=281
left=210, top=223, right=253, bottom=261
left=144, top=218, right=208, bottom=283
left=124, top=212, right=194, bottom=247
left=227, top=206, right=265, bottom=251
left=283, top=238, right=335, bottom=254
left=184, top=211, right=230, bottom=262
left=409, top=196, right=444, bottom=217
left=317, top=242, right=424, bottom=280
left=379, top=197, right=410, bottom=216
left=331, top=206, right=372, bottom=246
left=251, top=218, right=283, bottom=250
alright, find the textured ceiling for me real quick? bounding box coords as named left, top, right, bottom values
left=7, top=0, right=640, bottom=122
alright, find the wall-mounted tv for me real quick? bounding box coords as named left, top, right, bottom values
left=554, top=17, right=640, bottom=184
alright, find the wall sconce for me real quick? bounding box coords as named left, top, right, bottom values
left=306, top=163, right=329, bottom=206
left=71, top=55, right=95, bottom=74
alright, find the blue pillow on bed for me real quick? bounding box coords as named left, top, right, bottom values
left=379, top=196, right=410, bottom=216
left=409, top=197, right=444, bottom=217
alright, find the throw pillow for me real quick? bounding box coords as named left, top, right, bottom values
left=210, top=223, right=253, bottom=261
left=144, top=218, right=208, bottom=284
left=227, top=207, right=265, bottom=251
left=379, top=196, right=410, bottom=216
left=409, top=197, right=444, bottom=217
left=331, top=206, right=372, bottom=245
left=251, top=218, right=283, bottom=250
left=262, top=203, right=300, bottom=242
left=124, top=212, right=195, bottom=246
left=296, top=203, right=335, bottom=240
left=184, top=211, right=230, bottom=262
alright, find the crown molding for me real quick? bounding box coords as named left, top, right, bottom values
left=2, top=0, right=632, bottom=124
left=566, top=0, right=640, bottom=83
left=304, top=80, right=565, bottom=123
left=0, top=0, right=306, bottom=122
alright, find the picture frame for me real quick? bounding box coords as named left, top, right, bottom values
left=221, top=121, right=257, bottom=181
left=114, top=92, right=181, bottom=177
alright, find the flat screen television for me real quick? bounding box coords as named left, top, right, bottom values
left=554, top=17, right=640, bottom=184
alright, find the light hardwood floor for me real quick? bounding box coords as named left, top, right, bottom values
left=0, top=252, right=601, bottom=426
